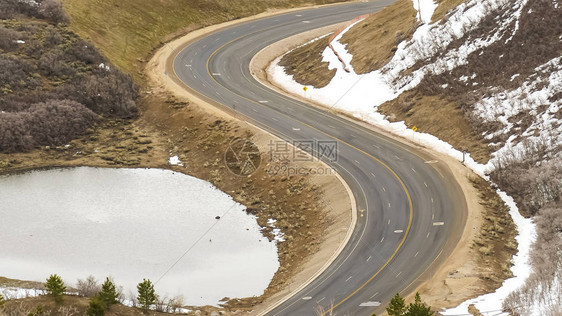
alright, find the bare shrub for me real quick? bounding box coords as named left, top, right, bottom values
left=39, top=0, right=68, bottom=24
left=0, top=56, right=41, bottom=92
left=0, top=26, right=22, bottom=50
left=76, top=275, right=101, bottom=298
left=79, top=70, right=139, bottom=118
left=0, top=100, right=98, bottom=152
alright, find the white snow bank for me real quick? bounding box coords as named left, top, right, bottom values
left=411, top=0, right=438, bottom=24
left=168, top=155, right=184, bottom=166
left=0, top=287, right=45, bottom=300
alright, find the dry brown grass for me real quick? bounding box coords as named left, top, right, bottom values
left=62, top=0, right=350, bottom=82
left=431, top=0, right=467, bottom=23
left=340, top=0, right=417, bottom=74
left=279, top=35, right=336, bottom=88
left=378, top=91, right=491, bottom=164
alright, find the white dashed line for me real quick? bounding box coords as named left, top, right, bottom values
left=302, top=296, right=312, bottom=300
left=388, top=202, right=391, bottom=208
left=433, top=222, right=445, bottom=226
left=414, top=251, right=419, bottom=257
left=388, top=219, right=391, bottom=225
left=345, top=276, right=353, bottom=282
left=292, top=127, right=301, bottom=131
left=366, top=256, right=372, bottom=262
left=411, top=167, right=417, bottom=173
left=212, top=73, right=221, bottom=76
left=424, top=181, right=428, bottom=187
left=372, top=144, right=380, bottom=149
left=380, top=236, right=384, bottom=243
left=258, top=100, right=269, bottom=103
left=431, top=197, right=434, bottom=203
left=302, top=20, right=311, bottom=23
left=317, top=297, right=325, bottom=303
left=370, top=292, right=379, bottom=299
left=359, top=301, right=381, bottom=307
left=370, top=173, right=376, bottom=178
left=382, top=186, right=386, bottom=192
left=427, top=232, right=430, bottom=238
left=396, top=272, right=402, bottom=278
left=394, top=230, right=404, bottom=233
left=251, top=108, right=258, bottom=113
left=354, top=160, right=360, bottom=165
left=272, top=117, right=279, bottom=121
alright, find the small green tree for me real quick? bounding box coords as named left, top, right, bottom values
left=137, top=279, right=156, bottom=311
left=386, top=293, right=406, bottom=316
left=99, top=278, right=119, bottom=306
left=0, top=293, right=5, bottom=307
left=405, top=293, right=434, bottom=316
left=45, top=274, right=66, bottom=303
left=87, top=295, right=106, bottom=316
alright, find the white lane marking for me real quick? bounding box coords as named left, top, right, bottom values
left=370, top=172, right=376, bottom=178
left=212, top=73, right=221, bottom=76
left=350, top=134, right=356, bottom=138
left=193, top=74, right=197, bottom=79
left=216, top=92, right=221, bottom=96
left=425, top=160, right=439, bottom=164
left=292, top=127, right=301, bottom=131
left=251, top=108, right=258, bottom=113
left=202, top=45, right=206, bottom=49
left=354, top=160, right=360, bottom=165
left=185, top=64, right=191, bottom=67
left=380, top=236, right=384, bottom=243
left=366, top=256, right=372, bottom=262
left=387, top=219, right=391, bottom=225
left=372, top=144, right=380, bottom=149
left=411, top=167, right=417, bottom=173
left=215, top=37, right=220, bottom=41
left=388, top=202, right=391, bottom=208
left=295, top=14, right=302, bottom=16
left=272, top=117, right=279, bottom=122
left=382, top=186, right=386, bottom=192
left=302, top=296, right=312, bottom=300
left=345, top=276, right=353, bottom=282
left=396, top=272, right=402, bottom=278
left=394, top=230, right=404, bottom=233
left=432, top=214, right=435, bottom=220
left=370, top=292, right=379, bottom=299
left=328, top=125, right=336, bottom=129
left=287, top=107, right=294, bottom=111
left=427, top=232, right=430, bottom=238
left=433, top=222, right=445, bottom=226
left=424, top=181, right=428, bottom=187
left=359, top=301, right=381, bottom=307
left=414, top=251, right=419, bottom=257
left=302, top=20, right=311, bottom=23
left=233, top=100, right=239, bottom=104
left=258, top=100, right=269, bottom=103
left=317, top=297, right=326, bottom=303
left=431, top=197, right=434, bottom=203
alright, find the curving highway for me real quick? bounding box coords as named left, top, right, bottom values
left=167, top=1, right=467, bottom=314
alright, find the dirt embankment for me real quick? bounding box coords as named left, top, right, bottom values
left=251, top=22, right=517, bottom=312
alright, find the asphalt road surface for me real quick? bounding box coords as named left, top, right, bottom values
left=169, top=1, right=468, bottom=314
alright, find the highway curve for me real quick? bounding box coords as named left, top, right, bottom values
left=168, top=0, right=468, bottom=314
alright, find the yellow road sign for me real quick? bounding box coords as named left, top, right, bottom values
left=303, top=86, right=308, bottom=92
left=412, top=126, right=418, bottom=132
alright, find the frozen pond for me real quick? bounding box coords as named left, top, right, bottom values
left=0, top=167, right=279, bottom=306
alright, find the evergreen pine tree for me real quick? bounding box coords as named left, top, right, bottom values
left=87, top=295, right=106, bottom=316
left=0, top=293, right=5, bottom=307
left=99, top=277, right=119, bottom=306
left=137, top=279, right=156, bottom=311
left=386, top=293, right=406, bottom=316
left=405, top=293, right=434, bottom=316
left=45, top=274, right=66, bottom=303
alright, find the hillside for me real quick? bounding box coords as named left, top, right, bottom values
left=62, top=0, right=351, bottom=80
left=270, top=0, right=561, bottom=314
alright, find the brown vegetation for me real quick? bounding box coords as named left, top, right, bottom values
left=279, top=35, right=336, bottom=88
left=339, top=0, right=417, bottom=74
left=0, top=4, right=138, bottom=153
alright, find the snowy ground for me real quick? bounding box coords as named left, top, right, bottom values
left=0, top=167, right=279, bottom=306
left=269, top=0, right=540, bottom=313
